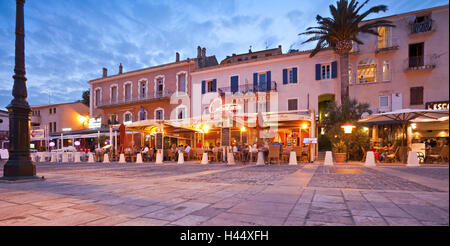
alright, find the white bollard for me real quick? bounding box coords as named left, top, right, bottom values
left=177, top=152, right=184, bottom=164
left=324, top=151, right=333, bottom=166
left=227, top=152, right=235, bottom=165
left=201, top=152, right=209, bottom=164
left=136, top=153, right=143, bottom=164
left=406, top=151, right=420, bottom=167
left=88, top=153, right=94, bottom=163
left=364, top=151, right=376, bottom=167
left=256, top=151, right=265, bottom=165
left=74, top=152, right=81, bottom=163
left=103, top=153, right=110, bottom=163
left=62, top=153, right=69, bottom=163
left=118, top=153, right=126, bottom=163
left=155, top=150, right=163, bottom=164
left=289, top=151, right=297, bottom=165
left=50, top=153, right=58, bottom=163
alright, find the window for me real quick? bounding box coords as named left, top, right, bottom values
left=258, top=73, right=267, bottom=89
left=140, top=81, right=147, bottom=98
left=110, top=114, right=118, bottom=124
left=53, top=122, right=57, bottom=133
left=49, top=108, right=52, bottom=114
left=49, top=123, right=52, bottom=133
left=207, top=80, right=214, bottom=92
left=357, top=58, right=377, bottom=83
left=412, top=15, right=432, bottom=33
left=124, top=112, right=132, bottom=124
left=321, top=64, right=331, bottom=80
left=178, top=74, right=186, bottom=92
left=382, top=61, right=390, bottom=81
left=156, top=79, right=164, bottom=96
left=409, top=43, right=424, bottom=67
left=288, top=99, right=298, bottom=111
left=95, top=89, right=101, bottom=106
left=410, top=87, right=424, bottom=105
left=377, top=26, right=390, bottom=49
left=283, top=67, right=298, bottom=84
left=155, top=109, right=164, bottom=120
left=111, top=86, right=118, bottom=103
left=379, top=96, right=389, bottom=108
left=124, top=83, right=132, bottom=101
left=177, top=108, right=185, bottom=119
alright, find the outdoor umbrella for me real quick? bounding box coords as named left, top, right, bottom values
left=358, top=109, right=449, bottom=163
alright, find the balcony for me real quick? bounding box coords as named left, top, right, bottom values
left=218, top=81, right=277, bottom=95
left=30, top=115, right=41, bottom=124
left=96, top=90, right=174, bottom=108
left=405, top=55, right=437, bottom=72
left=411, top=19, right=433, bottom=35
left=375, top=38, right=399, bottom=53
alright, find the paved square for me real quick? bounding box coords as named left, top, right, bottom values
left=0, top=161, right=448, bottom=226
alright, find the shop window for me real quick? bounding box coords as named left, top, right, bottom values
left=288, top=99, right=298, bottom=111
left=410, top=87, right=424, bottom=105
left=357, top=58, right=377, bottom=83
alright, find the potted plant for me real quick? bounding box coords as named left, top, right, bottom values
left=333, top=140, right=347, bottom=163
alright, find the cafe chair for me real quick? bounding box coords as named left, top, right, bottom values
left=294, top=146, right=302, bottom=162
left=384, top=147, right=400, bottom=163
left=281, top=148, right=290, bottom=163
left=208, top=151, right=217, bottom=162
left=427, top=145, right=449, bottom=163
left=268, top=145, right=281, bottom=164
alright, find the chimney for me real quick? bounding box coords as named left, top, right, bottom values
left=202, top=48, right=206, bottom=58
left=102, top=67, right=107, bottom=78
left=119, top=63, right=123, bottom=74
left=197, top=46, right=201, bottom=58
left=176, top=52, right=180, bottom=62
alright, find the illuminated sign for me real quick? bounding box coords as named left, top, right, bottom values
left=30, top=129, right=45, bottom=140
left=89, top=117, right=102, bottom=129
left=62, top=128, right=72, bottom=132
left=426, top=101, right=449, bottom=110
left=209, top=98, right=242, bottom=114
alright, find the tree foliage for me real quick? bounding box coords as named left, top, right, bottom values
left=82, top=89, right=90, bottom=107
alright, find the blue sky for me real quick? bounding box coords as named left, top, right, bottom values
left=0, top=0, right=447, bottom=110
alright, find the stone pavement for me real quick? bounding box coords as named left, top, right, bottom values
left=0, top=161, right=448, bottom=226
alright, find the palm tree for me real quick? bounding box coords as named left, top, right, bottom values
left=300, top=0, right=394, bottom=102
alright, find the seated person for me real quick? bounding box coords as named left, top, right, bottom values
left=379, top=142, right=394, bottom=161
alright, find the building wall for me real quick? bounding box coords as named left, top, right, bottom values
left=191, top=49, right=339, bottom=117
left=348, top=5, right=449, bottom=112
left=0, top=110, right=8, bottom=138
left=89, top=61, right=194, bottom=125
left=31, top=102, right=89, bottom=133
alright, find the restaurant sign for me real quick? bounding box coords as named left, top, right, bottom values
left=89, top=117, right=102, bottom=129
left=30, top=129, right=45, bottom=140
left=426, top=101, right=449, bottom=110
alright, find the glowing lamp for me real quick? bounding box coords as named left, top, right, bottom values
left=363, top=127, right=369, bottom=132
left=78, top=115, right=88, bottom=124
left=74, top=141, right=80, bottom=146
left=411, top=123, right=417, bottom=129
left=301, top=123, right=309, bottom=129
left=202, top=125, right=210, bottom=133
left=341, top=124, right=356, bottom=134
left=49, top=142, right=55, bottom=147
left=240, top=126, right=247, bottom=132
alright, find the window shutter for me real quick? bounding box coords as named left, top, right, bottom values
left=201, top=80, right=205, bottom=94
left=212, top=79, right=217, bottom=92
left=283, top=69, right=288, bottom=84
left=410, top=87, right=424, bottom=105
left=315, top=64, right=321, bottom=80
left=231, top=76, right=239, bottom=93
left=293, top=67, right=298, bottom=83
left=253, top=73, right=258, bottom=91
left=266, top=71, right=271, bottom=90
left=331, top=61, right=338, bottom=78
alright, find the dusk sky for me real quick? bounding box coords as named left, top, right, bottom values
left=0, top=0, right=447, bottom=110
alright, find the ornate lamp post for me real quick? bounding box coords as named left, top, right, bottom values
left=2, top=0, right=40, bottom=181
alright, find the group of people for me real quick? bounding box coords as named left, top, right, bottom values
left=168, top=143, right=191, bottom=161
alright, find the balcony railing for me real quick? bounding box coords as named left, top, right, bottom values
left=218, top=81, right=277, bottom=95
left=375, top=38, right=399, bottom=53
left=405, top=55, right=437, bottom=71
left=96, top=90, right=174, bottom=108
left=411, top=19, right=433, bottom=34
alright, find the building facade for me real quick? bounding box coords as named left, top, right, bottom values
left=30, top=101, right=90, bottom=134
left=89, top=47, right=218, bottom=126
left=0, top=109, right=8, bottom=142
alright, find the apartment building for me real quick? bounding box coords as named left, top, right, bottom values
left=88, top=47, right=218, bottom=126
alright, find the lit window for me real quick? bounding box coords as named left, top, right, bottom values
left=382, top=61, right=390, bottom=81
left=357, top=58, right=377, bottom=83
left=378, top=26, right=389, bottom=49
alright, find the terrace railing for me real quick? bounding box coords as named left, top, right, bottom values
left=96, top=90, right=174, bottom=108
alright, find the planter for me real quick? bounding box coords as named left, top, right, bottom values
left=334, top=153, right=347, bottom=163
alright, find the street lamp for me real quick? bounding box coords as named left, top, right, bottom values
left=341, top=123, right=355, bottom=162
left=2, top=0, right=41, bottom=181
